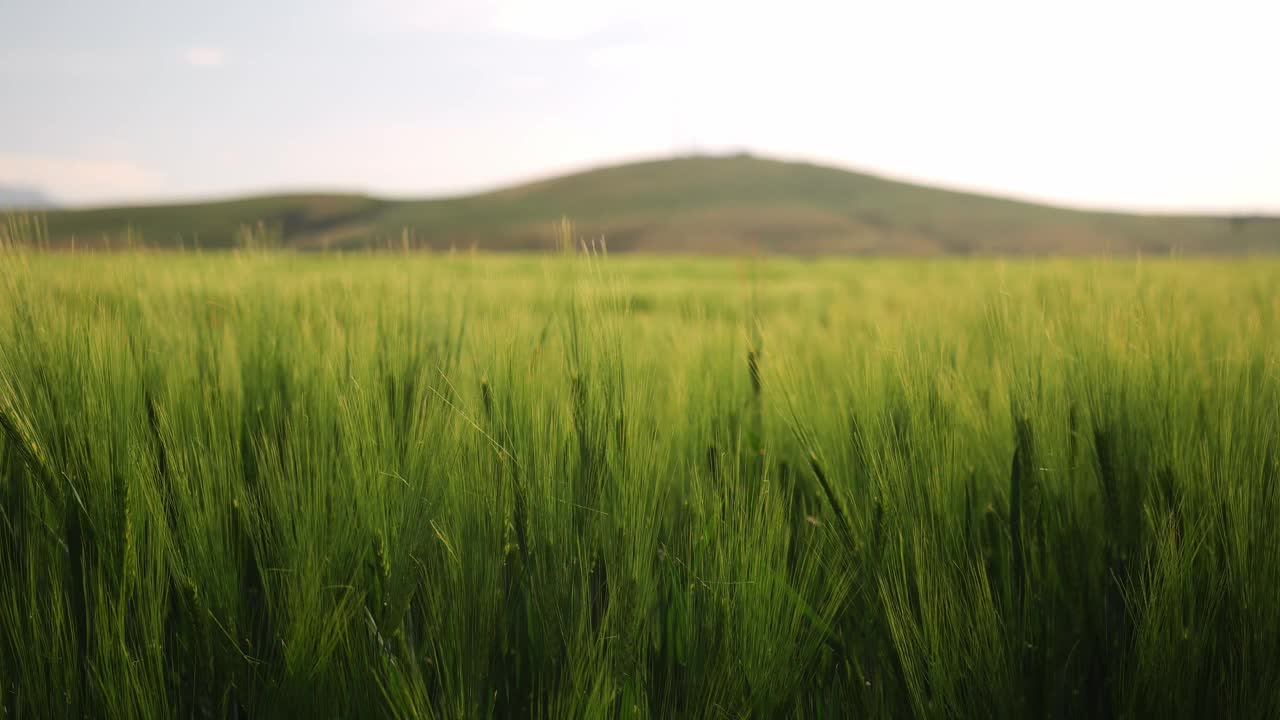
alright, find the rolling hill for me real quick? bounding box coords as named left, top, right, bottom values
left=21, top=155, right=1280, bottom=254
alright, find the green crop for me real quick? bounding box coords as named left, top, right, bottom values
left=1, top=227, right=1277, bottom=717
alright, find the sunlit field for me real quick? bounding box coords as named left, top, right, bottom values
left=2, top=232, right=1278, bottom=717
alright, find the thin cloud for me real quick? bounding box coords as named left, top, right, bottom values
left=183, top=47, right=225, bottom=68
left=357, top=0, right=660, bottom=39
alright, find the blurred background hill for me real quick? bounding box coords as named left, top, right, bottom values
left=29, top=154, right=1279, bottom=254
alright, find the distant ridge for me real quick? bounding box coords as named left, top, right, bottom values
left=27, top=155, right=1280, bottom=254
left=0, top=185, right=57, bottom=210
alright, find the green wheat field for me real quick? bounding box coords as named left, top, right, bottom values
left=1, top=223, right=1278, bottom=718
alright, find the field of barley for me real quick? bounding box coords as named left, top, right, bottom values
left=1, top=229, right=1279, bottom=717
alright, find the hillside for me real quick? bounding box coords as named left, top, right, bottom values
left=23, top=155, right=1280, bottom=254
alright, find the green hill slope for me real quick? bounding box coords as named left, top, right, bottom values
left=29, top=155, right=1280, bottom=253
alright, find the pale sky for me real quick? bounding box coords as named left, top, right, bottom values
left=1, top=0, right=1277, bottom=212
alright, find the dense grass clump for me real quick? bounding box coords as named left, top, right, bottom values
left=1, top=237, right=1278, bottom=717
